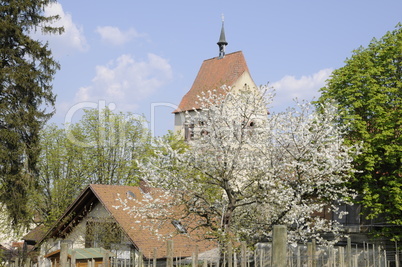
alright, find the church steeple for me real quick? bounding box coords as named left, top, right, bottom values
left=217, top=14, right=228, bottom=58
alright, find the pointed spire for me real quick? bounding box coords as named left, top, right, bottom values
left=217, top=14, right=228, bottom=58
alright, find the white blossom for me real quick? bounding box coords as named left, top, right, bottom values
left=138, top=85, right=359, bottom=245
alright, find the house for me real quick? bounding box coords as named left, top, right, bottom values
left=173, top=19, right=258, bottom=140
left=35, top=184, right=216, bottom=266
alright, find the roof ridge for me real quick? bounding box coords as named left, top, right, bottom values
left=203, top=50, right=243, bottom=62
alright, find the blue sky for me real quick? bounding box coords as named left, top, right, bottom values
left=39, top=0, right=402, bottom=136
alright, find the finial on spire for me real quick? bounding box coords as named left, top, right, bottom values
left=217, top=14, right=228, bottom=58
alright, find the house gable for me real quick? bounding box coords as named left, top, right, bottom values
left=38, top=184, right=216, bottom=260
left=39, top=198, right=118, bottom=255
left=89, top=184, right=215, bottom=259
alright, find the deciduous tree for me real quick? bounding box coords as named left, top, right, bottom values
left=35, top=108, right=152, bottom=225
left=317, top=24, right=402, bottom=240
left=138, top=86, right=358, bottom=245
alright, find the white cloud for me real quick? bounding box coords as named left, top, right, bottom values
left=96, top=26, right=145, bottom=46
left=33, top=3, right=89, bottom=56
left=74, top=53, right=173, bottom=111
left=270, top=68, right=333, bottom=111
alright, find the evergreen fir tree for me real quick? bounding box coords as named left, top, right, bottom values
left=0, top=0, right=63, bottom=230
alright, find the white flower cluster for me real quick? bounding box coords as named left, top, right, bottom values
left=138, top=85, right=359, bottom=245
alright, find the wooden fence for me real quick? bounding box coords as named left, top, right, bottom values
left=9, top=225, right=402, bottom=267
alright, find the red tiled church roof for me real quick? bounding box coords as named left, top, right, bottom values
left=174, top=51, right=251, bottom=113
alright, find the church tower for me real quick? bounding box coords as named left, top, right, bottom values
left=173, top=18, right=257, bottom=140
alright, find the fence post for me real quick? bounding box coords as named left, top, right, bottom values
left=192, top=252, right=196, bottom=267
left=384, top=249, right=387, bottom=267
left=377, top=245, right=381, bottom=267
left=194, top=245, right=199, bottom=267
left=339, top=246, right=344, bottom=267
left=312, top=239, right=316, bottom=267
left=271, top=225, right=287, bottom=267
left=259, top=245, right=263, bottom=267
left=346, top=237, right=351, bottom=267
left=24, top=258, right=31, bottom=267
left=153, top=248, right=157, bottom=267
left=372, top=244, right=375, bottom=267
left=60, top=243, right=68, bottom=267
left=130, top=249, right=135, bottom=267
left=228, top=242, right=233, bottom=267
left=71, top=250, right=76, bottom=267
left=37, top=256, right=42, bottom=267
left=241, top=242, right=247, bottom=267
left=307, top=242, right=313, bottom=267
left=328, top=246, right=333, bottom=267
left=103, top=251, right=110, bottom=267
left=166, top=240, right=173, bottom=267
left=138, top=251, right=144, bottom=267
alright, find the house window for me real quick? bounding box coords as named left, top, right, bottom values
left=240, top=120, right=256, bottom=129
left=126, top=190, right=136, bottom=200
left=332, top=202, right=361, bottom=232
left=200, top=129, right=209, bottom=137
left=85, top=219, right=122, bottom=249
left=171, top=220, right=187, bottom=233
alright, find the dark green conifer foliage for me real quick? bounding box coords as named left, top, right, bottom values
left=318, top=24, right=402, bottom=240
left=0, top=0, right=62, bottom=230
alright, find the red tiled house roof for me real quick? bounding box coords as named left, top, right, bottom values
left=38, top=184, right=216, bottom=260
left=174, top=51, right=253, bottom=113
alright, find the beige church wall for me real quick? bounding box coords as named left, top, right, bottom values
left=174, top=111, right=188, bottom=136
left=231, top=70, right=258, bottom=93
left=174, top=70, right=258, bottom=139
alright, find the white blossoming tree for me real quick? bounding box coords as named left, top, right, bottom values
left=138, top=86, right=358, bottom=246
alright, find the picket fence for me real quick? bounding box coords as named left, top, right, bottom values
left=11, top=226, right=402, bottom=267
left=105, top=241, right=399, bottom=267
